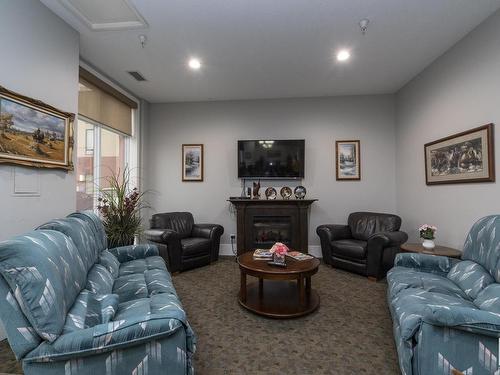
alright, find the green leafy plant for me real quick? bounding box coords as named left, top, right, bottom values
left=97, top=167, right=148, bottom=248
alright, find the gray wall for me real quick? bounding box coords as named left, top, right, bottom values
left=396, top=10, right=500, bottom=248
left=0, top=1, right=79, bottom=337
left=145, top=95, right=397, bottom=255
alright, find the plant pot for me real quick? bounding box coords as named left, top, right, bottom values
left=273, top=253, right=286, bottom=265
left=422, top=239, right=435, bottom=250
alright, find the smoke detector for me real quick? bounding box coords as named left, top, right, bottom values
left=359, top=18, right=370, bottom=35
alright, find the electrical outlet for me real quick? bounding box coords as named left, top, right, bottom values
left=230, top=234, right=236, bottom=240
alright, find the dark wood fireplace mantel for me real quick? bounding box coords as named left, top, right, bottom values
left=228, top=198, right=317, bottom=255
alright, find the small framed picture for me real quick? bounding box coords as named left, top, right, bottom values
left=424, top=124, right=495, bottom=185
left=182, top=144, right=204, bottom=181
left=336, top=140, right=360, bottom=180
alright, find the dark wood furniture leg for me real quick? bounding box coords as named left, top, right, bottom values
left=306, top=276, right=311, bottom=300
left=259, top=277, right=263, bottom=299
left=298, top=275, right=305, bottom=306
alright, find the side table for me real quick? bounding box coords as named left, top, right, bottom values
left=400, top=243, right=461, bottom=259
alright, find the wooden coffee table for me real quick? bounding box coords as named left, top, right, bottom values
left=400, top=243, right=462, bottom=259
left=237, top=252, right=320, bottom=318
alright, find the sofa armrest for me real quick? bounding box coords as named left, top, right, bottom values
left=144, top=229, right=182, bottom=272
left=191, top=224, right=224, bottom=240
left=394, top=252, right=456, bottom=276
left=192, top=224, right=224, bottom=262
left=108, top=244, right=159, bottom=263
left=369, top=231, right=408, bottom=247
left=144, top=229, right=178, bottom=244
left=316, top=224, right=352, bottom=242
left=424, top=305, right=500, bottom=338
left=366, top=231, right=408, bottom=279
left=25, top=314, right=193, bottom=363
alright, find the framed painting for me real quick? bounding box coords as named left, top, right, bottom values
left=182, top=144, right=204, bottom=181
left=424, top=124, right=495, bottom=185
left=336, top=140, right=360, bottom=180
left=0, top=85, right=74, bottom=170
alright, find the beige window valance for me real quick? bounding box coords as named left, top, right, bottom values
left=78, top=67, right=136, bottom=136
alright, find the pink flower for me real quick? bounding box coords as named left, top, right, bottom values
left=270, top=242, right=289, bottom=256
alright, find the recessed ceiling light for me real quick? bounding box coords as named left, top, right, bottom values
left=188, top=58, right=202, bottom=70
left=336, top=50, right=351, bottom=62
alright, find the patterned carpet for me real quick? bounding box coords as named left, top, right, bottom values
left=0, top=258, right=400, bottom=375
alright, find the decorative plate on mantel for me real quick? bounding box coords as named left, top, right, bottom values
left=294, top=185, right=306, bottom=199
left=280, top=186, right=292, bottom=199
left=265, top=187, right=277, bottom=200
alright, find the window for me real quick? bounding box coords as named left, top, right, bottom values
left=75, top=118, right=129, bottom=211
left=76, top=67, right=138, bottom=211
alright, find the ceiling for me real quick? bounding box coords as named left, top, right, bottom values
left=41, top=0, right=500, bottom=103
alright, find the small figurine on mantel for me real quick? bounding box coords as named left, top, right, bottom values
left=252, top=181, right=261, bottom=199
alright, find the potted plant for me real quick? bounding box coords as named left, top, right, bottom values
left=419, top=224, right=437, bottom=250
left=97, top=167, right=148, bottom=248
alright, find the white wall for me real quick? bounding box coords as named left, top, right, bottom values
left=0, top=0, right=79, bottom=339
left=396, top=10, right=500, bottom=248
left=145, top=95, right=397, bottom=255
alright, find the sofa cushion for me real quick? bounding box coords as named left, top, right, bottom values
left=63, top=292, right=119, bottom=334
left=474, top=284, right=500, bottom=313
left=348, top=212, right=401, bottom=241
left=113, top=269, right=177, bottom=303
left=387, top=267, right=467, bottom=300
left=98, top=250, right=120, bottom=278
left=390, top=288, right=476, bottom=340
left=114, top=293, right=182, bottom=322
left=462, top=215, right=500, bottom=281
left=0, top=275, right=42, bottom=360
left=85, top=264, right=114, bottom=295
left=331, top=239, right=367, bottom=260
left=37, top=217, right=100, bottom=272
left=447, top=260, right=494, bottom=300
left=68, top=211, right=107, bottom=252
left=181, top=238, right=211, bottom=258
left=118, top=256, right=168, bottom=276
left=0, top=230, right=87, bottom=342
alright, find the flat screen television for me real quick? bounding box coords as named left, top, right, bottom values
left=238, top=139, right=305, bottom=179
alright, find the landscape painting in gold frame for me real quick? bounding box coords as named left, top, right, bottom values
left=0, top=85, right=74, bottom=170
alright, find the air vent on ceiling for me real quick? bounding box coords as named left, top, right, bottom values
left=58, top=0, right=148, bottom=31
left=128, top=71, right=147, bottom=82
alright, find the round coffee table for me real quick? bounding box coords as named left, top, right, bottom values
left=237, top=252, right=320, bottom=318
left=400, top=243, right=461, bottom=259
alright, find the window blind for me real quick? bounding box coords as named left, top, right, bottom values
left=78, top=68, right=136, bottom=136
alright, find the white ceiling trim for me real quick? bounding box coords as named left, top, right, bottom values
left=57, top=0, right=148, bottom=31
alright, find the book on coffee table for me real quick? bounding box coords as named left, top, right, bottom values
left=287, top=251, right=314, bottom=261
left=253, top=249, right=273, bottom=259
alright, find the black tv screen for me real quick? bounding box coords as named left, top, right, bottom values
left=238, top=140, right=305, bottom=179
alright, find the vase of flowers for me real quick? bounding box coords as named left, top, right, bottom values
left=419, top=224, right=437, bottom=250
left=270, top=242, right=289, bottom=265
left=97, top=167, right=148, bottom=248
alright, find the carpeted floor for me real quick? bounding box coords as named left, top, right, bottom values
left=0, top=258, right=400, bottom=375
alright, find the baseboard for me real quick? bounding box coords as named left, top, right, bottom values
left=219, top=244, right=322, bottom=258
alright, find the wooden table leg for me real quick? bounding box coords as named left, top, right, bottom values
left=259, top=277, right=263, bottom=299
left=298, top=275, right=305, bottom=306
left=306, top=276, right=311, bottom=300
left=240, top=272, right=247, bottom=303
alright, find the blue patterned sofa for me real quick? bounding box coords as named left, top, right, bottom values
left=387, top=215, right=500, bottom=375
left=0, top=211, right=195, bottom=375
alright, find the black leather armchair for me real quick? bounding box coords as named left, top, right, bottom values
left=144, top=212, right=224, bottom=273
left=316, top=212, right=408, bottom=280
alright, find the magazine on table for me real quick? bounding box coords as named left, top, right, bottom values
left=253, top=249, right=273, bottom=259
left=287, top=251, right=314, bottom=261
